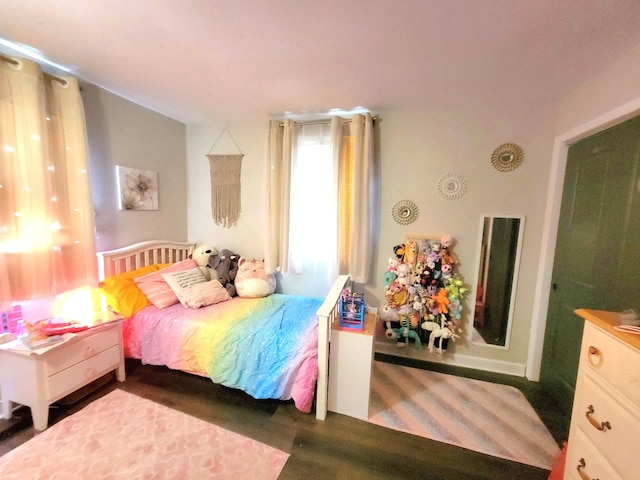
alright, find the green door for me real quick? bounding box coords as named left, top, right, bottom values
left=540, top=115, right=640, bottom=415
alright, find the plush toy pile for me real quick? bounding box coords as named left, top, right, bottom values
left=381, top=235, right=466, bottom=353
left=191, top=245, right=276, bottom=299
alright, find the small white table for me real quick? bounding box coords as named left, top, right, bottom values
left=328, top=312, right=376, bottom=420
left=0, top=318, right=125, bottom=430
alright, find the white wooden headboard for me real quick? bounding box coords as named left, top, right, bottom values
left=96, top=240, right=196, bottom=280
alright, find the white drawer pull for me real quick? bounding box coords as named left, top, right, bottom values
left=577, top=457, right=600, bottom=480
left=585, top=404, right=611, bottom=431
left=85, top=367, right=96, bottom=379
left=84, top=346, right=95, bottom=358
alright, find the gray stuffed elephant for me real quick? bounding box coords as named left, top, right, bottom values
left=207, top=249, right=239, bottom=297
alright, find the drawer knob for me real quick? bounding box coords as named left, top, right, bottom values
left=577, top=457, right=600, bottom=480
left=585, top=404, right=611, bottom=431
left=587, top=346, right=602, bottom=366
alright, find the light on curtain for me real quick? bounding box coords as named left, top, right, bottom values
left=0, top=56, right=97, bottom=307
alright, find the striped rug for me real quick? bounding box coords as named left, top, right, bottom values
left=368, top=361, right=560, bottom=470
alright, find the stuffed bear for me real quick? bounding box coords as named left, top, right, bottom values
left=190, top=244, right=218, bottom=280
left=234, top=257, right=276, bottom=298
left=207, top=248, right=240, bottom=296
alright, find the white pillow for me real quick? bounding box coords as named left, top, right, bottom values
left=160, top=267, right=208, bottom=307
left=179, top=280, right=231, bottom=308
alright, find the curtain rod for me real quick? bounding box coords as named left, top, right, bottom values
left=0, top=53, right=68, bottom=86
left=278, top=115, right=380, bottom=128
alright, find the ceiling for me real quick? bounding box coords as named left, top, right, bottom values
left=1, top=0, right=639, bottom=124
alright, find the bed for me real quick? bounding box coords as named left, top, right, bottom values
left=96, top=240, right=348, bottom=420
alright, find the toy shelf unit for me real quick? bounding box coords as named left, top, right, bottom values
left=339, top=291, right=366, bottom=330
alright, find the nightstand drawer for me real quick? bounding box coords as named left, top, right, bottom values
left=44, top=326, right=120, bottom=376
left=46, top=345, right=121, bottom=401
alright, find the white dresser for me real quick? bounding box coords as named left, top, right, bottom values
left=564, top=309, right=640, bottom=480
left=0, top=319, right=125, bottom=430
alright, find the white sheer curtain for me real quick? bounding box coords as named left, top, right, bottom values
left=265, top=113, right=375, bottom=285
left=0, top=55, right=97, bottom=307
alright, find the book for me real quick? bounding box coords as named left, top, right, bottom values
left=20, top=334, right=65, bottom=350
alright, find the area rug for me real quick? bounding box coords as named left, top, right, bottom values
left=0, top=389, right=289, bottom=479
left=369, top=361, right=560, bottom=470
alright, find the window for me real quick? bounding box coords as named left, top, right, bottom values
left=289, top=123, right=334, bottom=271
left=266, top=113, right=376, bottom=288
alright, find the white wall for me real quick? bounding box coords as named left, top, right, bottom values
left=376, top=103, right=557, bottom=368
left=185, top=121, right=268, bottom=258
left=82, top=83, right=188, bottom=252
left=185, top=95, right=558, bottom=373
left=554, top=41, right=640, bottom=136
left=187, top=35, right=640, bottom=378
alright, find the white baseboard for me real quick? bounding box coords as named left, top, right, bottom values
left=375, top=341, right=527, bottom=377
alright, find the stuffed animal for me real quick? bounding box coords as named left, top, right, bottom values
left=384, top=270, right=397, bottom=287
left=404, top=240, right=417, bottom=268
left=441, top=263, right=453, bottom=280
left=379, top=302, right=401, bottom=340
left=424, top=322, right=457, bottom=354
left=390, top=315, right=421, bottom=349
left=207, top=248, right=240, bottom=296
left=190, top=244, right=218, bottom=280
left=387, top=257, right=399, bottom=273
left=220, top=249, right=240, bottom=282
left=234, top=257, right=276, bottom=298
left=393, top=243, right=406, bottom=261
left=445, top=276, right=467, bottom=300
left=434, top=288, right=450, bottom=314
left=396, top=263, right=411, bottom=286
left=441, top=235, right=459, bottom=265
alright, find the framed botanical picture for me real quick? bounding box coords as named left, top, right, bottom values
left=116, top=166, right=159, bottom=210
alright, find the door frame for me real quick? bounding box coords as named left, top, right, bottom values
left=526, top=96, right=640, bottom=381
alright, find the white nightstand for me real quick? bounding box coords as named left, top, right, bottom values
left=328, top=312, right=376, bottom=420
left=0, top=318, right=125, bottom=430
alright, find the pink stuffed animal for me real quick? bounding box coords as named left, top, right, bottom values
left=235, top=258, right=276, bottom=298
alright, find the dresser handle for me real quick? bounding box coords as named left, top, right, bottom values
left=587, top=346, right=602, bottom=366
left=585, top=405, right=611, bottom=431
left=577, top=458, right=600, bottom=480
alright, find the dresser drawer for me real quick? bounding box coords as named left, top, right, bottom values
left=46, top=345, right=121, bottom=401
left=581, top=323, right=620, bottom=385
left=44, top=326, right=121, bottom=377
left=564, top=428, right=622, bottom=480
left=612, top=337, right=640, bottom=406
left=573, top=373, right=639, bottom=479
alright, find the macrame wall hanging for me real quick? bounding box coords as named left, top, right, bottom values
left=206, top=128, right=244, bottom=228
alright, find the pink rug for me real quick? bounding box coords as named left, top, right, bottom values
left=369, top=361, right=560, bottom=470
left=0, top=389, right=289, bottom=479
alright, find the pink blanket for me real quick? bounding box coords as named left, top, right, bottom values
left=123, top=294, right=322, bottom=412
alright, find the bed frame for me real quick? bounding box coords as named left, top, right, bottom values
left=96, top=240, right=348, bottom=420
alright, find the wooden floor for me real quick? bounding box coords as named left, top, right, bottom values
left=0, top=356, right=567, bottom=479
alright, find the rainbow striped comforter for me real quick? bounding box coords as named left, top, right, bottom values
left=123, top=294, right=323, bottom=412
